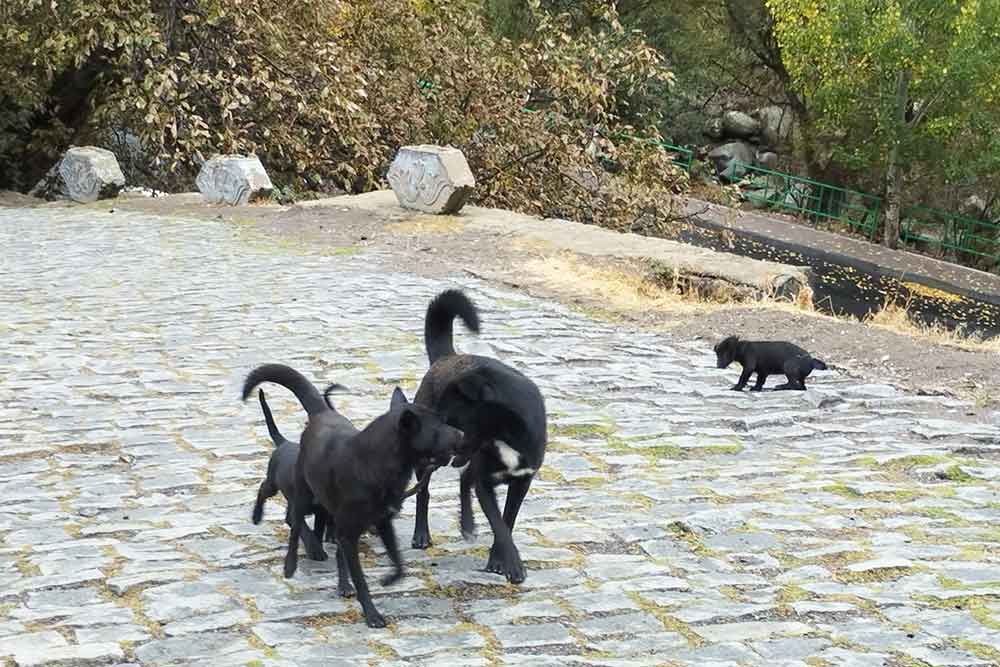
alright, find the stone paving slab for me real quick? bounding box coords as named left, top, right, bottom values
left=1, top=208, right=999, bottom=666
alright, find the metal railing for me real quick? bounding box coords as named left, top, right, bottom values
left=901, top=205, right=1000, bottom=267
left=732, top=161, right=882, bottom=237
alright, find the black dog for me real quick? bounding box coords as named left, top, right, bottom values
left=714, top=335, right=828, bottom=391
left=251, top=389, right=328, bottom=545
left=242, top=364, right=462, bottom=628
left=410, top=289, right=547, bottom=585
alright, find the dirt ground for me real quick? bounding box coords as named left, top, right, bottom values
left=8, top=191, right=999, bottom=414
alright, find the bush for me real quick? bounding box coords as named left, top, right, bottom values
left=1, top=0, right=686, bottom=231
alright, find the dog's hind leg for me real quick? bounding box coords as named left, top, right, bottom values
left=290, top=490, right=327, bottom=563
left=411, top=464, right=436, bottom=549
left=252, top=479, right=278, bottom=525
left=339, top=535, right=386, bottom=628
left=376, top=519, right=405, bottom=587
left=476, top=475, right=525, bottom=584
left=459, top=464, right=476, bottom=540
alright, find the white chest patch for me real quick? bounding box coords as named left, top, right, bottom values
left=493, top=440, right=536, bottom=480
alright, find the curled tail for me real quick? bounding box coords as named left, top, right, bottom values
left=812, top=359, right=828, bottom=371
left=257, top=390, right=285, bottom=445
left=424, top=289, right=481, bottom=364
left=242, top=364, right=326, bottom=416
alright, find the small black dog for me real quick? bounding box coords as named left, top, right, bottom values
left=410, top=289, right=547, bottom=585
left=714, top=335, right=828, bottom=391
left=251, top=390, right=328, bottom=546
left=242, top=364, right=462, bottom=628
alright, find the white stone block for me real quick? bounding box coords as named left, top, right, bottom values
left=196, top=155, right=273, bottom=205
left=386, top=145, right=475, bottom=214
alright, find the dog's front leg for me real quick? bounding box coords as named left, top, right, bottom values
left=410, top=464, right=434, bottom=549
left=475, top=476, right=525, bottom=584
left=284, top=512, right=303, bottom=578
left=731, top=367, right=752, bottom=391
left=376, top=519, right=405, bottom=587
left=459, top=464, right=476, bottom=540
left=339, top=535, right=386, bottom=628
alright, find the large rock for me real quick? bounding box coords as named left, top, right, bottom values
left=754, top=105, right=796, bottom=148
left=386, top=145, right=476, bottom=214
left=708, top=141, right=755, bottom=182
left=196, top=155, right=273, bottom=205
left=721, top=111, right=761, bottom=139
left=755, top=151, right=779, bottom=169
left=30, top=146, right=126, bottom=203
left=703, top=117, right=725, bottom=141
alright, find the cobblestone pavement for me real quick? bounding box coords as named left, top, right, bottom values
left=2, top=208, right=1000, bottom=667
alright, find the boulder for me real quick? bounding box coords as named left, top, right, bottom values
left=960, top=194, right=987, bottom=218
left=721, top=111, right=761, bottom=139
left=754, top=105, right=796, bottom=147
left=703, top=117, right=725, bottom=140
left=386, top=145, right=476, bottom=214
left=30, top=146, right=126, bottom=203
left=708, top=141, right=755, bottom=183
left=196, top=155, right=274, bottom=205
left=755, top=151, right=779, bottom=170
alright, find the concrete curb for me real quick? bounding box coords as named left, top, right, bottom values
left=308, top=190, right=813, bottom=302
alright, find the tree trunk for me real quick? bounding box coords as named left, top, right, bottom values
left=882, top=68, right=911, bottom=249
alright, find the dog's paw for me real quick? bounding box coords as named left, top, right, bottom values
left=251, top=506, right=263, bottom=525
left=729, top=384, right=744, bottom=391
left=460, top=515, right=476, bottom=541
left=411, top=532, right=432, bottom=550
left=307, top=547, right=328, bottom=562
left=283, top=556, right=298, bottom=579
left=337, top=581, right=356, bottom=598
left=749, top=386, right=762, bottom=392
left=505, top=560, right=526, bottom=584
left=365, top=610, right=388, bottom=629
left=380, top=569, right=404, bottom=587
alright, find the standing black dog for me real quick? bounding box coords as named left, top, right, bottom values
left=410, top=290, right=547, bottom=584
left=251, top=389, right=328, bottom=545
left=714, top=335, right=828, bottom=391
left=242, top=364, right=462, bottom=628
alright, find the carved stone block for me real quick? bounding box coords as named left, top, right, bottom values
left=30, top=146, right=126, bottom=203
left=196, top=155, right=274, bottom=205
left=386, top=145, right=476, bottom=214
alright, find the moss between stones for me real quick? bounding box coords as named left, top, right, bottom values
left=626, top=591, right=705, bottom=647
left=955, top=639, right=1000, bottom=663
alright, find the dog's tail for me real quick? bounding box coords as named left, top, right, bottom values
left=424, top=289, right=481, bottom=364
left=257, top=390, right=285, bottom=445
left=242, top=364, right=326, bottom=416
left=322, top=383, right=349, bottom=411
left=812, top=359, right=828, bottom=371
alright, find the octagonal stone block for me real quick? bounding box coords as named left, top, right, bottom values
left=196, top=155, right=274, bottom=205
left=30, top=146, right=126, bottom=203
left=386, top=145, right=476, bottom=214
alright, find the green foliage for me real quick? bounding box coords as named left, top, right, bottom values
left=765, top=0, right=1000, bottom=201
left=0, top=0, right=685, bottom=232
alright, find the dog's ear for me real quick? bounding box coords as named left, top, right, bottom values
left=391, top=387, right=409, bottom=410
left=398, top=408, right=420, bottom=437
left=455, top=374, right=496, bottom=403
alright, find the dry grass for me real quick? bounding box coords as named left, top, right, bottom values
left=523, top=252, right=818, bottom=317
left=523, top=252, right=1000, bottom=353
left=865, top=296, right=1000, bottom=353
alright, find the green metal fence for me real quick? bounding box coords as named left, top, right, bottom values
left=732, top=161, right=882, bottom=237
left=901, top=205, right=1000, bottom=267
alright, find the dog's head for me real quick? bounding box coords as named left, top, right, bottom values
left=390, top=387, right=462, bottom=467
left=714, top=335, right=740, bottom=369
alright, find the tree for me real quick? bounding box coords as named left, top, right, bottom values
left=766, top=0, right=1000, bottom=248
